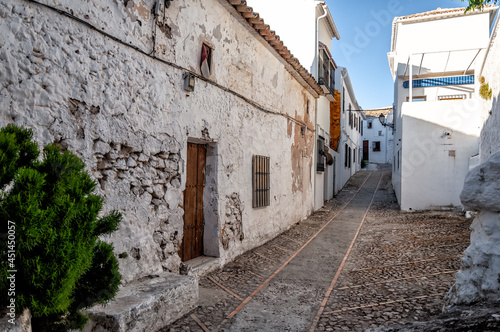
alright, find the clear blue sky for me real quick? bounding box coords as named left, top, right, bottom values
left=326, top=0, right=468, bottom=110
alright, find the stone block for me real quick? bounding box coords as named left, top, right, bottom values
left=0, top=309, right=31, bottom=332
left=461, top=151, right=500, bottom=212
left=83, top=273, right=198, bottom=332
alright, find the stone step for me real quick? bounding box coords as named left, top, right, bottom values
left=83, top=273, right=198, bottom=332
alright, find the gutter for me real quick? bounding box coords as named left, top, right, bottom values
left=313, top=2, right=329, bottom=211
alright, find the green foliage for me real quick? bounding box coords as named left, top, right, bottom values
left=461, top=0, right=499, bottom=12
left=361, top=159, right=368, bottom=169
left=0, top=124, right=39, bottom=189
left=479, top=76, right=493, bottom=100
left=0, top=125, right=122, bottom=330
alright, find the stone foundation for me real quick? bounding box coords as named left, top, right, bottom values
left=83, top=273, right=198, bottom=332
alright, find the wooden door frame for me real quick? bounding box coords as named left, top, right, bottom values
left=180, top=143, right=206, bottom=262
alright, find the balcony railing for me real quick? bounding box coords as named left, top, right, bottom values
left=318, top=49, right=335, bottom=98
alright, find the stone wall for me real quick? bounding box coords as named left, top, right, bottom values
left=479, top=20, right=500, bottom=163
left=447, top=152, right=500, bottom=305
left=446, top=19, right=500, bottom=307
left=0, top=0, right=315, bottom=283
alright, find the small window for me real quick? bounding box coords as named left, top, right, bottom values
left=368, top=121, right=372, bottom=129
left=200, top=43, right=213, bottom=77
left=342, top=88, right=345, bottom=113
left=345, top=144, right=348, bottom=168
left=348, top=147, right=352, bottom=168
left=406, top=95, right=426, bottom=102
left=353, top=148, right=356, bottom=163
left=317, top=137, right=325, bottom=172
left=378, top=130, right=383, bottom=136
left=373, top=141, right=381, bottom=152
left=252, top=155, right=270, bottom=208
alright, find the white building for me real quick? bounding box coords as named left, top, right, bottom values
left=0, top=0, right=324, bottom=327
left=362, top=107, right=394, bottom=165
left=246, top=0, right=341, bottom=210
left=335, top=67, right=364, bottom=191
left=388, top=6, right=498, bottom=211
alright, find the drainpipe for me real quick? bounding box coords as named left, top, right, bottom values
left=339, top=68, right=348, bottom=190
left=313, top=3, right=328, bottom=211
left=409, top=53, right=413, bottom=103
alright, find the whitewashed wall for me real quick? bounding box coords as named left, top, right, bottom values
left=399, top=99, right=481, bottom=211
left=337, top=68, right=362, bottom=189
left=363, top=117, right=393, bottom=164
left=390, top=10, right=494, bottom=209
left=0, top=0, right=315, bottom=283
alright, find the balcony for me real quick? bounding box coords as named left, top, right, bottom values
left=318, top=48, right=335, bottom=101
left=399, top=48, right=484, bottom=103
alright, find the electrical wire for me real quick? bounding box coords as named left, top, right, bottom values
left=24, top=0, right=315, bottom=132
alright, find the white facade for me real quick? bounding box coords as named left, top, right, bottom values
left=247, top=0, right=341, bottom=210
left=362, top=110, right=394, bottom=165
left=0, top=0, right=321, bottom=284
left=388, top=6, right=498, bottom=211
left=336, top=67, right=364, bottom=190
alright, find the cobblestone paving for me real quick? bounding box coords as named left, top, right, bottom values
left=167, top=170, right=470, bottom=332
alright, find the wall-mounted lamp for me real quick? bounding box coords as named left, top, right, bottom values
left=165, top=0, right=171, bottom=8
left=183, top=72, right=195, bottom=92
left=378, top=113, right=394, bottom=129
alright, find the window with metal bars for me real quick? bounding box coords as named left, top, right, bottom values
left=317, top=137, right=325, bottom=172
left=252, top=155, right=270, bottom=208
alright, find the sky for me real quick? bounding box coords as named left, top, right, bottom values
left=325, top=0, right=469, bottom=110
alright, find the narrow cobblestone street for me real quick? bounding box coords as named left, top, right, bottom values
left=168, top=167, right=470, bottom=332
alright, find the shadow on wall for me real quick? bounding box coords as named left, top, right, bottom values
left=480, top=91, right=500, bottom=163
left=400, top=115, right=479, bottom=210
left=398, top=98, right=482, bottom=211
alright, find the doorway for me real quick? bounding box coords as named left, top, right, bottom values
left=180, top=143, right=206, bottom=262
left=363, top=140, right=369, bottom=161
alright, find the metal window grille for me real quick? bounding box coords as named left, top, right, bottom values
left=329, top=62, right=335, bottom=89
left=348, top=147, right=352, bottom=168
left=344, top=144, right=348, bottom=168
left=252, top=155, right=270, bottom=208
left=317, top=137, right=325, bottom=172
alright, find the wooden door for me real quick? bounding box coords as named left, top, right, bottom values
left=363, top=140, right=369, bottom=161
left=180, top=143, right=206, bottom=262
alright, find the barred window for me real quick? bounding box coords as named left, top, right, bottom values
left=252, top=155, right=270, bottom=208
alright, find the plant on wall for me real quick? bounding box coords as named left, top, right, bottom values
left=479, top=76, right=493, bottom=100
left=462, top=0, right=499, bottom=12
left=0, top=124, right=122, bottom=330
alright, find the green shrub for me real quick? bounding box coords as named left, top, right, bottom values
left=0, top=125, right=122, bottom=330
left=361, top=159, right=368, bottom=169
